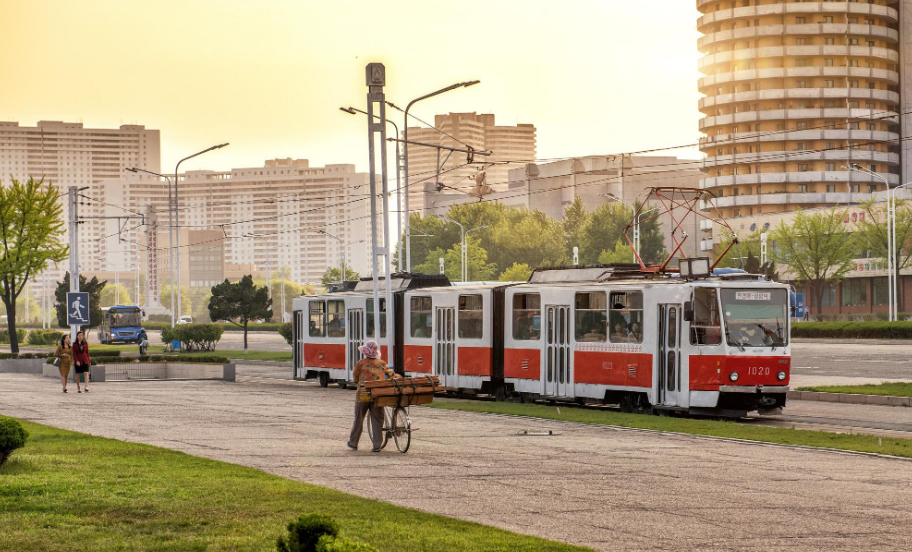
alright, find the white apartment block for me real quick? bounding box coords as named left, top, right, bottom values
left=107, top=158, right=372, bottom=286
left=405, top=112, right=536, bottom=216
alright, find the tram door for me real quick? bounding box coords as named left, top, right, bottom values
left=544, top=305, right=572, bottom=397
left=435, top=307, right=456, bottom=387
left=657, top=304, right=681, bottom=406
left=346, top=309, right=364, bottom=382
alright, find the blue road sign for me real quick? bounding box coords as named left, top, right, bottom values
left=66, top=292, right=90, bottom=326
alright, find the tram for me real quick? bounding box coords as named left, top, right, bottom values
left=292, top=188, right=792, bottom=417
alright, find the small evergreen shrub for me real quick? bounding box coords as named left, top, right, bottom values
left=27, top=329, right=65, bottom=345
left=0, top=417, right=28, bottom=466
left=160, top=324, right=224, bottom=352
left=316, top=536, right=379, bottom=552
left=0, top=328, right=28, bottom=344
left=277, top=513, right=339, bottom=552
left=279, top=322, right=293, bottom=345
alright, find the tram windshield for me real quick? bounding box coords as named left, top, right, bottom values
left=720, top=289, right=788, bottom=348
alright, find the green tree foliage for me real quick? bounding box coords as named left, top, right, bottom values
left=578, top=202, right=666, bottom=265
left=415, top=236, right=496, bottom=282
left=498, top=262, right=533, bottom=282
left=276, top=513, right=339, bottom=552
left=208, top=275, right=272, bottom=352
left=54, top=273, right=106, bottom=329
left=0, top=177, right=69, bottom=353
left=0, top=292, right=40, bottom=323
left=0, top=416, right=28, bottom=466
left=487, top=208, right=565, bottom=271
left=189, top=288, right=213, bottom=323
left=854, top=198, right=912, bottom=306
left=159, top=284, right=191, bottom=317
left=561, top=197, right=589, bottom=260
left=597, top=239, right=635, bottom=265
left=99, top=282, right=133, bottom=308
left=770, top=209, right=857, bottom=314
left=320, top=267, right=360, bottom=290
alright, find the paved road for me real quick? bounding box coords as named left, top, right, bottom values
left=790, top=341, right=912, bottom=380
left=147, top=329, right=291, bottom=352
left=3, top=373, right=910, bottom=552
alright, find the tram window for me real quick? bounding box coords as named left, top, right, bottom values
left=512, top=293, right=541, bottom=340
left=575, top=292, right=607, bottom=342
left=609, top=291, right=643, bottom=344
left=366, top=299, right=386, bottom=338
left=309, top=301, right=325, bottom=337
left=327, top=300, right=345, bottom=337
left=410, top=296, right=433, bottom=338
left=458, top=294, right=484, bottom=339
left=690, top=288, right=722, bottom=345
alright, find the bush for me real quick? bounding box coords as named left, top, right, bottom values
left=145, top=321, right=283, bottom=333
left=0, top=328, right=28, bottom=344
left=0, top=417, right=28, bottom=466
left=160, top=324, right=224, bottom=352
left=792, top=321, right=912, bottom=339
left=277, top=513, right=339, bottom=552
left=27, top=329, right=65, bottom=346
left=316, top=536, right=379, bottom=552
left=279, top=322, right=293, bottom=345
left=147, top=354, right=229, bottom=364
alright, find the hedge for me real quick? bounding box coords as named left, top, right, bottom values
left=0, top=328, right=28, bottom=344
left=1, top=351, right=121, bottom=361
left=143, top=321, right=284, bottom=333
left=160, top=324, right=224, bottom=352
left=27, top=329, right=65, bottom=346
left=810, top=312, right=911, bottom=323
left=792, top=321, right=912, bottom=339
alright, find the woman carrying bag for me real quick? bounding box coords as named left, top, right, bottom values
left=53, top=334, right=73, bottom=393
left=73, top=330, right=92, bottom=393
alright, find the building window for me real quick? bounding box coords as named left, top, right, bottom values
left=797, top=142, right=808, bottom=151
left=609, top=291, right=644, bottom=344
left=795, top=17, right=806, bottom=24
left=410, top=296, right=432, bottom=338
left=866, top=102, right=875, bottom=109
left=848, top=38, right=859, bottom=45
left=823, top=16, right=833, bottom=24
left=841, top=279, right=867, bottom=307
left=825, top=38, right=835, bottom=45
left=849, top=80, right=859, bottom=88
left=796, top=38, right=808, bottom=45
left=796, top=59, right=808, bottom=67
left=849, top=122, right=860, bottom=130
left=512, top=293, right=541, bottom=340
left=826, top=184, right=836, bottom=193
left=824, top=59, right=834, bottom=67
left=851, top=184, right=861, bottom=193
left=458, top=294, right=484, bottom=339
left=820, top=283, right=837, bottom=307
left=867, top=123, right=876, bottom=131
left=798, top=184, right=809, bottom=193
left=826, top=163, right=836, bottom=171
left=868, top=184, right=877, bottom=193
left=797, top=122, right=808, bottom=130
left=849, top=59, right=859, bottom=67
left=873, top=277, right=888, bottom=306
left=796, top=80, right=807, bottom=88
left=575, top=292, right=607, bottom=343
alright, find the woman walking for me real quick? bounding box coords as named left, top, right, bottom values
left=347, top=340, right=394, bottom=452
left=54, top=334, right=73, bottom=393
left=73, top=330, right=92, bottom=393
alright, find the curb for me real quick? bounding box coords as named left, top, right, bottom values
left=788, top=390, right=911, bottom=407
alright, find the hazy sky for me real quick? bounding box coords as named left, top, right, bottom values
left=0, top=0, right=703, bottom=173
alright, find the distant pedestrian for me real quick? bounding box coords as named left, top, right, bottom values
left=73, top=330, right=92, bottom=394
left=137, top=328, right=149, bottom=356
left=803, top=306, right=809, bottom=321
left=54, top=334, right=73, bottom=393
left=347, top=340, right=394, bottom=452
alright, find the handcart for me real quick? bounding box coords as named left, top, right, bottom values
left=365, top=375, right=445, bottom=453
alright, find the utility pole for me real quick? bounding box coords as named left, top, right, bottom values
left=68, top=187, right=80, bottom=340
left=366, top=63, right=395, bottom=369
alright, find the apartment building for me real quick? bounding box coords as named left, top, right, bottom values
left=697, top=0, right=901, bottom=227
left=405, top=112, right=536, bottom=215
left=108, top=158, right=372, bottom=288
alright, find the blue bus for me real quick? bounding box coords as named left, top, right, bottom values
left=98, top=305, right=144, bottom=344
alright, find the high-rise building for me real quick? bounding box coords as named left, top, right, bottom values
left=109, top=158, right=372, bottom=287
left=697, top=0, right=901, bottom=221
left=405, top=112, right=536, bottom=216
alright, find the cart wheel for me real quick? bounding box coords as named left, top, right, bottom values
left=318, top=372, right=329, bottom=388
left=392, top=407, right=411, bottom=453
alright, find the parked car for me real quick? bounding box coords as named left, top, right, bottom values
left=177, top=315, right=193, bottom=325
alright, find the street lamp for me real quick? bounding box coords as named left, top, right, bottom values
left=847, top=163, right=895, bottom=320
left=127, top=167, right=176, bottom=326
left=174, top=143, right=229, bottom=323
left=340, top=107, right=404, bottom=272
left=317, top=230, right=366, bottom=286
left=601, top=193, right=658, bottom=263
left=401, top=80, right=480, bottom=271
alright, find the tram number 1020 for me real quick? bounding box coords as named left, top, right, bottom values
left=745, top=366, right=771, bottom=376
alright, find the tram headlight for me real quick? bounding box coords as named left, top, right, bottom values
left=729, top=372, right=739, bottom=382
left=777, top=371, right=786, bottom=381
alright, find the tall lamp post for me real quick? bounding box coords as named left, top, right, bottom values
left=401, top=80, right=480, bottom=271
left=126, top=167, right=175, bottom=326
left=340, top=107, right=403, bottom=272
left=174, top=143, right=229, bottom=323
left=847, top=163, right=895, bottom=320
left=601, top=193, right=658, bottom=262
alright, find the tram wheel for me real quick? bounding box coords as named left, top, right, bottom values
left=318, top=372, right=329, bottom=388
left=337, top=380, right=347, bottom=390
left=392, top=407, right=411, bottom=453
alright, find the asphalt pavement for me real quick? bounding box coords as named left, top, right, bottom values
left=2, top=372, right=910, bottom=552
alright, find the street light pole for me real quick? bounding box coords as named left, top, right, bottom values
left=601, top=193, right=658, bottom=262
left=126, top=167, right=174, bottom=325
left=847, top=164, right=894, bottom=320
left=174, top=143, right=229, bottom=322
left=401, top=80, right=479, bottom=271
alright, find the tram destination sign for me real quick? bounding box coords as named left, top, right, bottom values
left=735, top=291, right=771, bottom=301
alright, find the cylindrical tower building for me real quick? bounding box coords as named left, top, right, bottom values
left=697, top=0, right=900, bottom=220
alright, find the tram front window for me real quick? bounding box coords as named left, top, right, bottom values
left=721, top=289, right=788, bottom=348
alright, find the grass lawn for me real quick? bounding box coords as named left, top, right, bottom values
left=0, top=419, right=590, bottom=552
left=171, top=350, right=292, bottom=362
left=797, top=382, right=912, bottom=398
left=428, top=400, right=912, bottom=459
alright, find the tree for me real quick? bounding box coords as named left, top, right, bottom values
left=189, top=287, right=213, bottom=323
left=0, top=293, right=40, bottom=323
left=499, top=262, right=533, bottom=282
left=54, top=273, right=106, bottom=329
left=208, top=275, right=272, bottom=353
left=99, top=283, right=132, bottom=307
left=577, top=202, right=666, bottom=265
left=320, top=266, right=360, bottom=289
left=562, top=198, right=589, bottom=261
left=414, top=236, right=496, bottom=282
left=159, top=284, right=191, bottom=316
left=597, top=239, right=635, bottom=265
left=0, top=177, right=68, bottom=353
left=770, top=209, right=857, bottom=314
left=854, top=198, right=912, bottom=308
left=487, top=208, right=565, bottom=271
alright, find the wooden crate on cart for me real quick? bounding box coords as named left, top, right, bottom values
left=363, top=375, right=448, bottom=407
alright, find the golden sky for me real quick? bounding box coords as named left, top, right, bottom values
left=0, top=0, right=703, bottom=173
